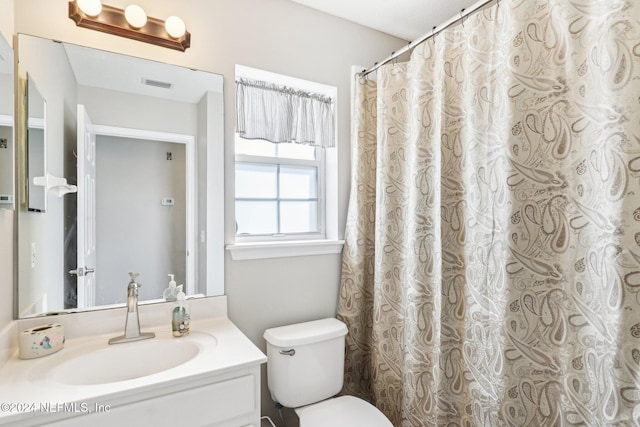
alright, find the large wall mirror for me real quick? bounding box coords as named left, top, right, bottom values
left=16, top=34, right=224, bottom=318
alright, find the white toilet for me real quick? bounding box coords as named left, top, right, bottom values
left=263, top=318, right=393, bottom=427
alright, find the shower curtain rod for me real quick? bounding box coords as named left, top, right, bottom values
left=360, top=0, right=498, bottom=77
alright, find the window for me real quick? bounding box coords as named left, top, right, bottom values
left=235, top=138, right=324, bottom=240
left=230, top=65, right=342, bottom=258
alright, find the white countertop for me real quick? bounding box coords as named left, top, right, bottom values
left=0, top=314, right=266, bottom=425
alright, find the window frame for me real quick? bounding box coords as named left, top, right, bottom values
left=234, top=147, right=327, bottom=242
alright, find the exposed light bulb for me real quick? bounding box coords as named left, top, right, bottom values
left=124, top=5, right=147, bottom=29
left=76, top=0, right=102, bottom=17
left=165, top=16, right=186, bottom=39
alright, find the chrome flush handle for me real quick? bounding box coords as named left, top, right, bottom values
left=279, top=349, right=296, bottom=356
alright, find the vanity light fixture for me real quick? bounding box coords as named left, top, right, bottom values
left=124, top=5, right=147, bottom=29
left=68, top=0, right=190, bottom=52
left=76, top=0, right=102, bottom=17
left=165, top=16, right=186, bottom=39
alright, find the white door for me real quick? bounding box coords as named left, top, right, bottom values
left=73, top=105, right=97, bottom=308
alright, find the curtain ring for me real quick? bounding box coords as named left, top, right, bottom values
left=392, top=51, right=397, bottom=65
left=432, top=26, right=437, bottom=42
left=460, top=9, right=466, bottom=27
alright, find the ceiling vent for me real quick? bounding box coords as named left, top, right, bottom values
left=142, top=78, right=173, bottom=89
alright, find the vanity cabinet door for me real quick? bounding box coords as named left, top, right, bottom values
left=46, top=371, right=260, bottom=427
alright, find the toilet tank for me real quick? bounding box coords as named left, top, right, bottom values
left=263, top=318, right=348, bottom=408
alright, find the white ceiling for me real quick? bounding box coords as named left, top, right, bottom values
left=289, top=0, right=483, bottom=41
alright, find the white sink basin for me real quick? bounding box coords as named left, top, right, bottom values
left=28, top=331, right=217, bottom=386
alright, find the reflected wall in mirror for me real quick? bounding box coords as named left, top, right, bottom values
left=26, top=74, right=46, bottom=212
left=0, top=34, right=14, bottom=210
left=16, top=34, right=224, bottom=318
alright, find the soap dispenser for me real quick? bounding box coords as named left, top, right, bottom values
left=172, top=289, right=190, bottom=337
left=162, top=274, right=179, bottom=301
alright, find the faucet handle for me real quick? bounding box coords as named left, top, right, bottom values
left=127, top=272, right=141, bottom=290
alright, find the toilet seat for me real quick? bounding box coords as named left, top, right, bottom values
left=295, top=395, right=393, bottom=427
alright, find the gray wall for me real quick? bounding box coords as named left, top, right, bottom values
left=6, top=0, right=406, bottom=421
left=0, top=73, right=11, bottom=115
left=78, top=85, right=198, bottom=136
left=95, top=136, right=186, bottom=305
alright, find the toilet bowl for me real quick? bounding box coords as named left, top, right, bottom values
left=295, top=395, right=391, bottom=427
left=263, top=318, right=392, bottom=427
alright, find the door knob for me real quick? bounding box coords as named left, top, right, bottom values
left=69, top=267, right=95, bottom=276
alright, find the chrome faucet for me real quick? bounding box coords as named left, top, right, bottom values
left=109, top=273, right=155, bottom=345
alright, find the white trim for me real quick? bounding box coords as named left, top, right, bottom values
left=235, top=232, right=325, bottom=243
left=235, top=153, right=320, bottom=168
left=26, top=118, right=44, bottom=129
left=92, top=125, right=196, bottom=294
left=226, top=239, right=344, bottom=261
left=92, top=125, right=194, bottom=145
left=204, top=91, right=225, bottom=297
left=324, top=146, right=338, bottom=241
left=0, top=115, right=12, bottom=127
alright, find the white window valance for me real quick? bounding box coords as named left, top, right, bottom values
left=235, top=78, right=335, bottom=148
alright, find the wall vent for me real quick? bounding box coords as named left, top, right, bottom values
left=142, top=78, right=173, bottom=89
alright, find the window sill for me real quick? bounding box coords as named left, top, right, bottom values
left=226, top=239, right=345, bottom=261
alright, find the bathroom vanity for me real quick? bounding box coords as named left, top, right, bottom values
left=0, top=297, right=266, bottom=427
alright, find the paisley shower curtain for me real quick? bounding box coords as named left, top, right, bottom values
left=338, top=0, right=640, bottom=425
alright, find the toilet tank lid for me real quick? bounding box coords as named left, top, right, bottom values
left=264, top=318, right=348, bottom=347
